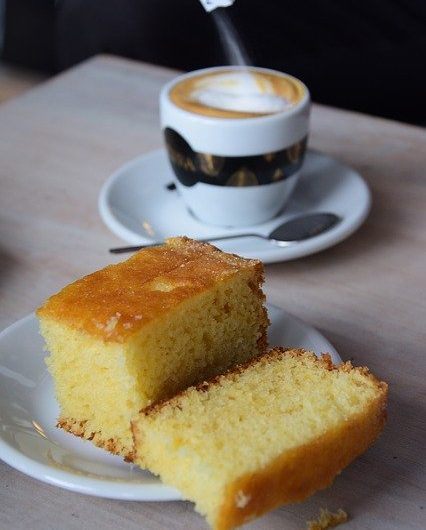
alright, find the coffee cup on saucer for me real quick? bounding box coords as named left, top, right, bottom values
left=160, top=66, right=310, bottom=227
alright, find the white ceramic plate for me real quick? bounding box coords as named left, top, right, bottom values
left=99, top=149, right=371, bottom=264
left=0, top=305, right=341, bottom=500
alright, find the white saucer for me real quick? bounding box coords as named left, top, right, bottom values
left=0, top=305, right=340, bottom=501
left=99, top=149, right=371, bottom=264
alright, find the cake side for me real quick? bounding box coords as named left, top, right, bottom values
left=132, top=348, right=387, bottom=529
left=125, top=267, right=268, bottom=406
left=39, top=319, right=138, bottom=460
left=37, top=237, right=263, bottom=343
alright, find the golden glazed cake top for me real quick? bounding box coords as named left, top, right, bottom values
left=36, top=237, right=263, bottom=343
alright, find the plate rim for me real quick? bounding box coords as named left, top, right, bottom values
left=98, top=148, right=371, bottom=264
left=0, top=306, right=340, bottom=500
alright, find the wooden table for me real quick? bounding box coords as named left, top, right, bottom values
left=1, top=56, right=425, bottom=530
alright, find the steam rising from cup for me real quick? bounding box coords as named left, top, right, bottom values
left=199, top=0, right=250, bottom=66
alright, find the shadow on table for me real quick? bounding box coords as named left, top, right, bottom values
left=0, top=245, right=20, bottom=286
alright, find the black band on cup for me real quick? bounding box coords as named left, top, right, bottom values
left=164, top=128, right=307, bottom=187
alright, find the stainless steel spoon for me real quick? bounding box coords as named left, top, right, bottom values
left=109, top=212, right=341, bottom=254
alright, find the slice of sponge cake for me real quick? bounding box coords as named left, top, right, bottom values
left=37, top=237, right=268, bottom=460
left=132, top=348, right=387, bottom=530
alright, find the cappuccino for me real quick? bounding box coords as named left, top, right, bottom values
left=169, top=68, right=305, bottom=119
left=160, top=66, right=310, bottom=226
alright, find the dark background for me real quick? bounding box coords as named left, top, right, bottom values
left=2, top=0, right=426, bottom=124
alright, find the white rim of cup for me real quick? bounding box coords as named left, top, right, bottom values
left=160, top=65, right=311, bottom=127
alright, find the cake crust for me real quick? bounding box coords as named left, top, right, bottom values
left=57, top=418, right=134, bottom=461
left=37, top=237, right=264, bottom=343
left=140, top=348, right=386, bottom=418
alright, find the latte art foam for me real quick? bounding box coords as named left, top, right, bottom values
left=169, top=68, right=305, bottom=119
left=192, top=72, right=292, bottom=114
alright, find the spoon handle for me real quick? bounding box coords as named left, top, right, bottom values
left=109, top=233, right=263, bottom=254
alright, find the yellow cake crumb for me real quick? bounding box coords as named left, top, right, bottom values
left=307, top=508, right=349, bottom=530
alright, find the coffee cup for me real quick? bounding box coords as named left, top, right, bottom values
left=160, top=66, right=310, bottom=227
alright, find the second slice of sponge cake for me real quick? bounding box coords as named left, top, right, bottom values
left=37, top=237, right=268, bottom=460
left=132, top=348, right=387, bottom=530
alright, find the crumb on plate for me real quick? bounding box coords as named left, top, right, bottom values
left=306, top=508, right=348, bottom=530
